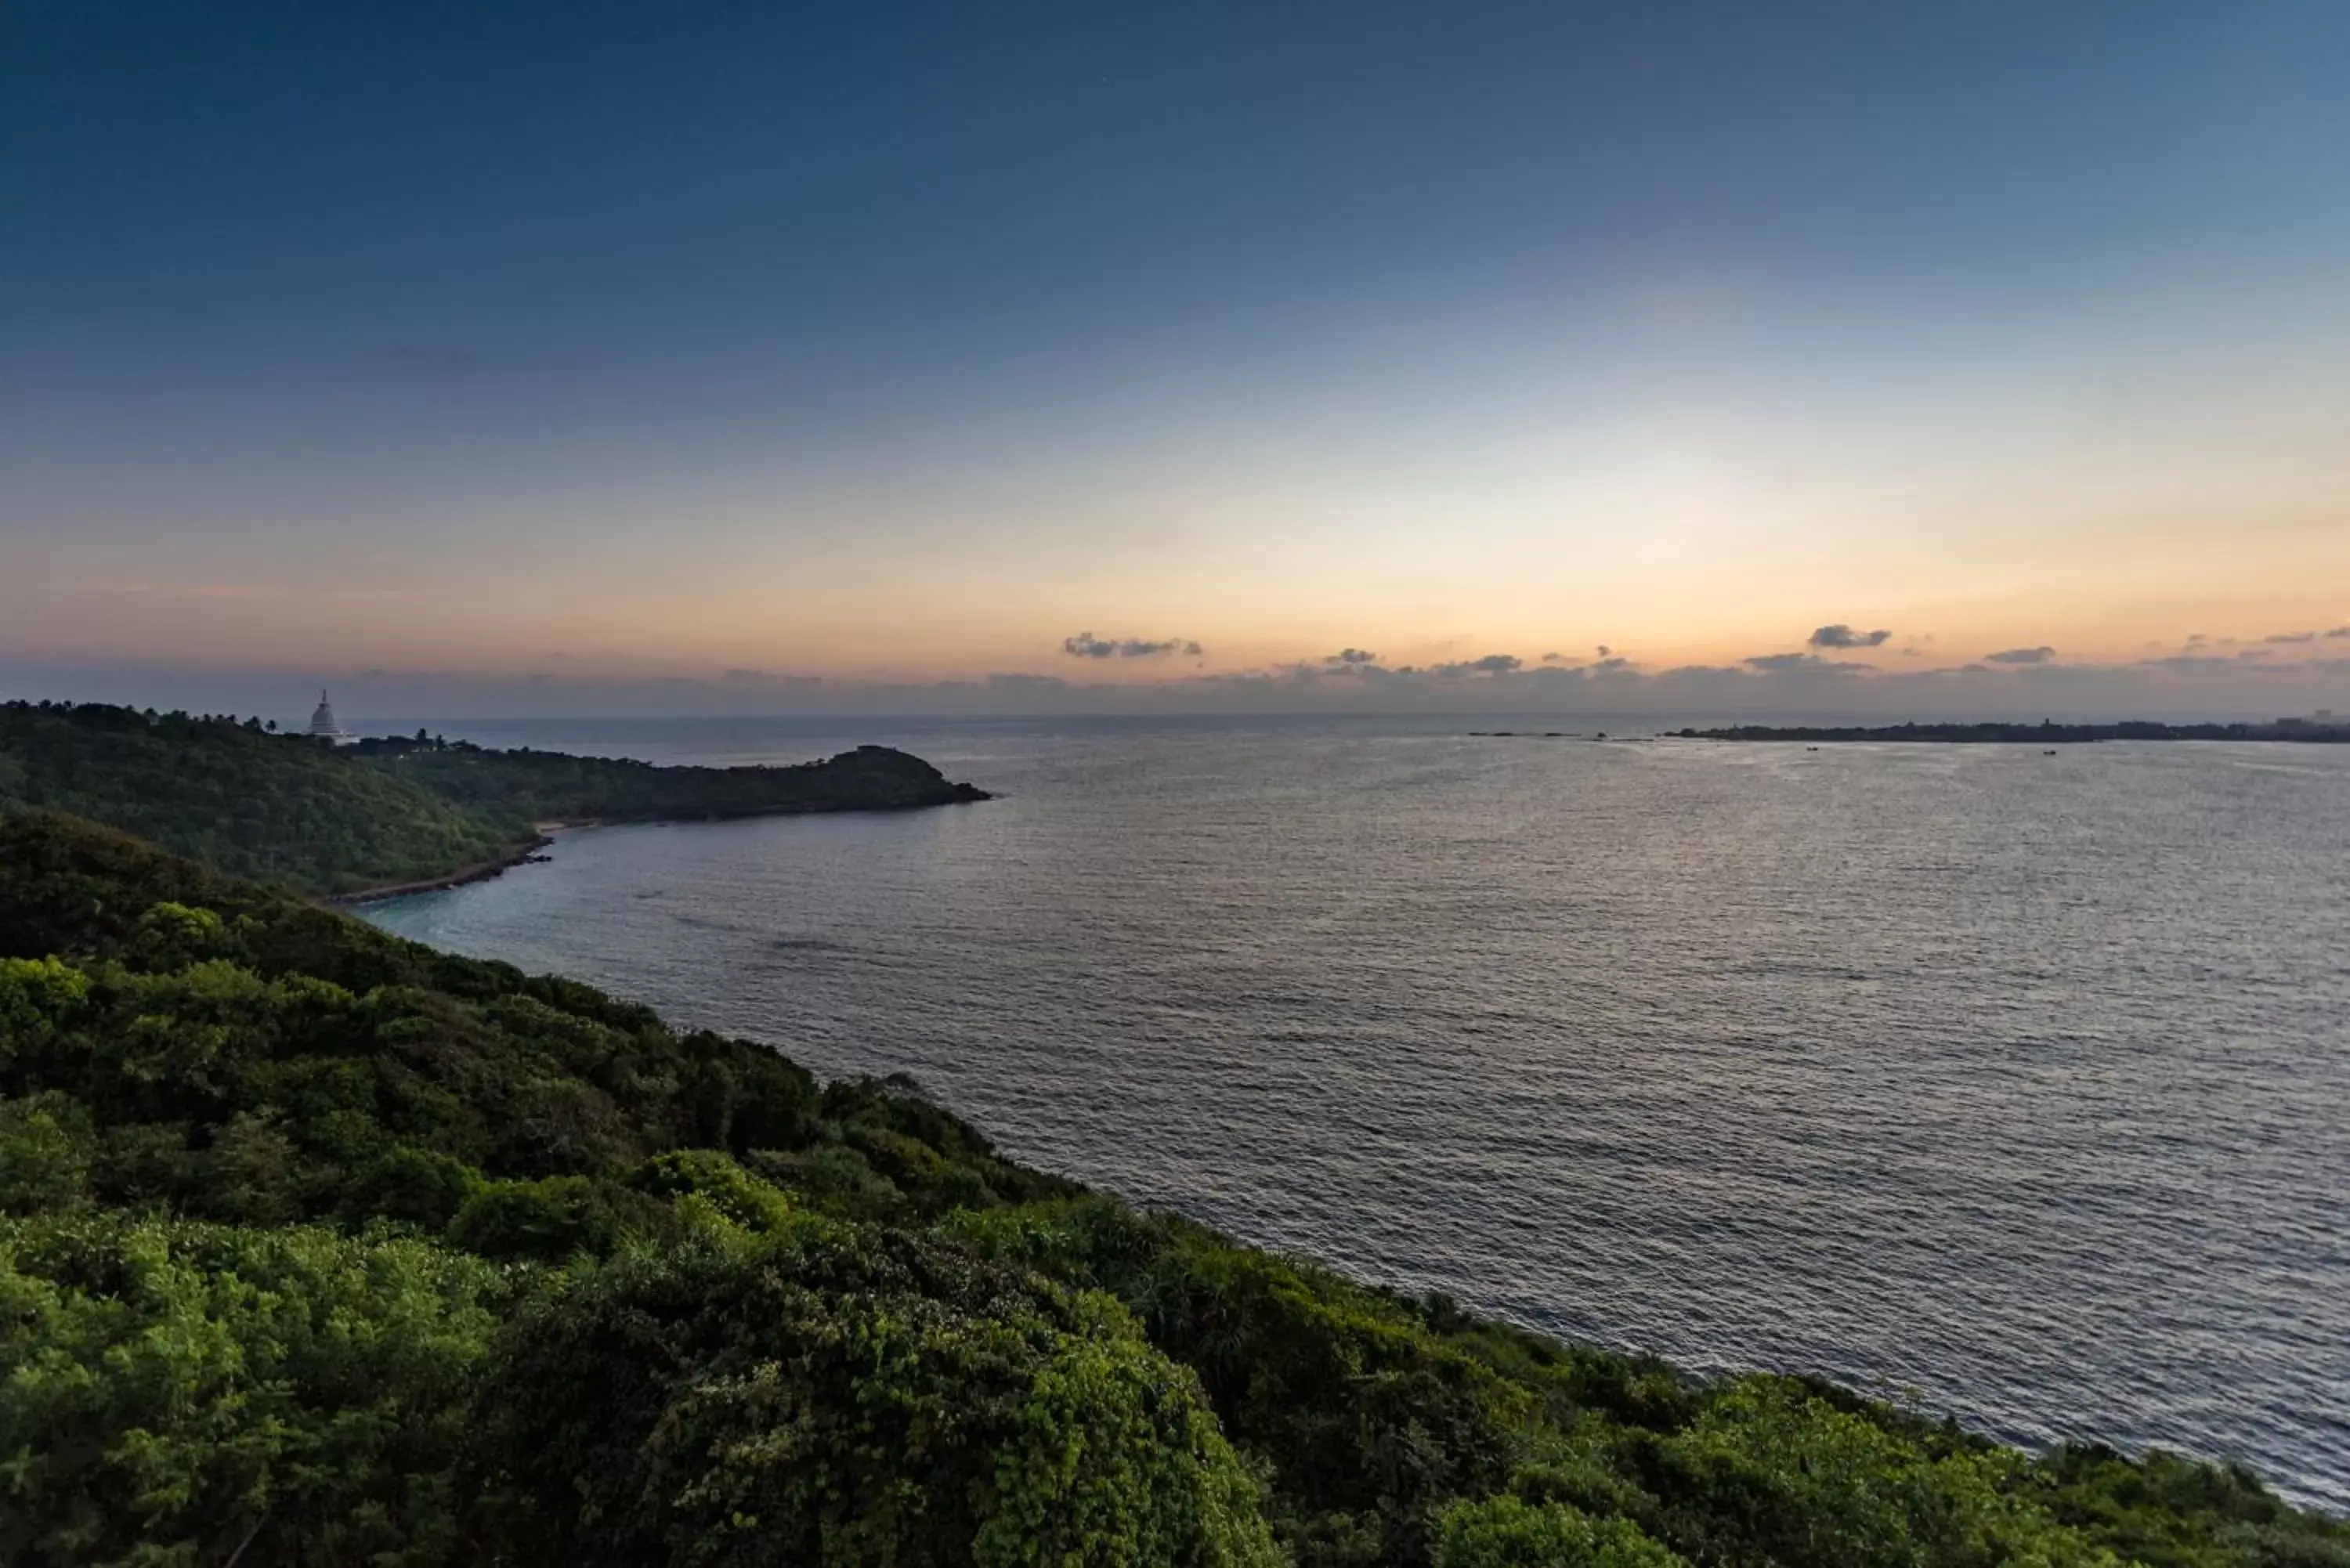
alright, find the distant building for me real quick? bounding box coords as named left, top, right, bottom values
left=307, top=690, right=354, bottom=743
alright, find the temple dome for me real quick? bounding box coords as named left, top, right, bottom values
left=307, top=690, right=351, bottom=742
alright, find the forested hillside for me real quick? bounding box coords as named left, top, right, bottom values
left=2, top=808, right=2341, bottom=1566
left=352, top=730, right=989, bottom=825
left=0, top=702, right=988, bottom=899
left=0, top=701, right=516, bottom=897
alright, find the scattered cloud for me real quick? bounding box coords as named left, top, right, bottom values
left=2326, top=626, right=2350, bottom=639
left=1743, top=651, right=1868, bottom=674
left=1595, top=645, right=1611, bottom=658
left=2263, top=630, right=2316, bottom=644
left=1061, top=631, right=1201, bottom=659
left=1325, top=648, right=1379, bottom=665
left=1985, top=646, right=2056, bottom=665
left=27, top=625, right=2350, bottom=724
left=1809, top=623, right=1893, bottom=649
left=1430, top=653, right=1524, bottom=677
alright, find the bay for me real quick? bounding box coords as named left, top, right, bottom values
left=363, top=715, right=2350, bottom=1509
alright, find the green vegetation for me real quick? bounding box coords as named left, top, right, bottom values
left=349, top=729, right=989, bottom=828
left=1, top=809, right=2341, bottom=1565
left=0, top=702, right=515, bottom=897
left=0, top=700, right=988, bottom=898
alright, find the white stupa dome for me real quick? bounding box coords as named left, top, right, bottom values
left=307, top=690, right=351, bottom=742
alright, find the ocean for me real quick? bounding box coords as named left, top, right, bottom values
left=360, top=714, right=2350, bottom=1509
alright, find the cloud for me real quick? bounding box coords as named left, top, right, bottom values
left=31, top=623, right=2350, bottom=722
left=1809, top=624, right=1893, bottom=649
left=2263, top=631, right=2316, bottom=645
left=1430, top=653, right=1524, bottom=677
left=1985, top=646, right=2056, bottom=665
left=1325, top=647, right=1379, bottom=665
left=1595, top=645, right=1611, bottom=658
left=2326, top=627, right=2350, bottom=639
left=1741, top=652, right=1875, bottom=674
left=1061, top=631, right=1202, bottom=659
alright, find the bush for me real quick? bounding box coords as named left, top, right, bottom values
left=1434, top=1497, right=1687, bottom=1568
left=447, top=1174, right=638, bottom=1260
left=342, top=1145, right=486, bottom=1230
left=0, top=1214, right=505, bottom=1565
left=0, top=1091, right=95, bottom=1215
left=628, top=1147, right=794, bottom=1233
left=477, top=1219, right=1282, bottom=1566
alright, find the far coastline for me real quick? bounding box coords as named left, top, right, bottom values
left=1665, top=716, right=2347, bottom=743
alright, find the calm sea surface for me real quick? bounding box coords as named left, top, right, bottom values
left=363, top=716, right=2350, bottom=1509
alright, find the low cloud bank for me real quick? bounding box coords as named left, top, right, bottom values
left=11, top=620, right=2345, bottom=722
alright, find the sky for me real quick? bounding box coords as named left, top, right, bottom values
left=5, top=0, right=2348, bottom=720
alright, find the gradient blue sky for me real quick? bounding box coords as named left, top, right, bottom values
left=5, top=1, right=2348, bottom=717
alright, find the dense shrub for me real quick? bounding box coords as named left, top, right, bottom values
left=478, top=1222, right=1281, bottom=1566
left=1432, top=1497, right=1685, bottom=1568
left=0, top=1215, right=507, bottom=1566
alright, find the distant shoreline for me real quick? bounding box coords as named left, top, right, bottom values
left=326, top=792, right=1000, bottom=905
left=1664, top=720, right=2347, bottom=744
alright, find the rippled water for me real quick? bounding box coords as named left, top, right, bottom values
left=363, top=716, right=2350, bottom=1508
